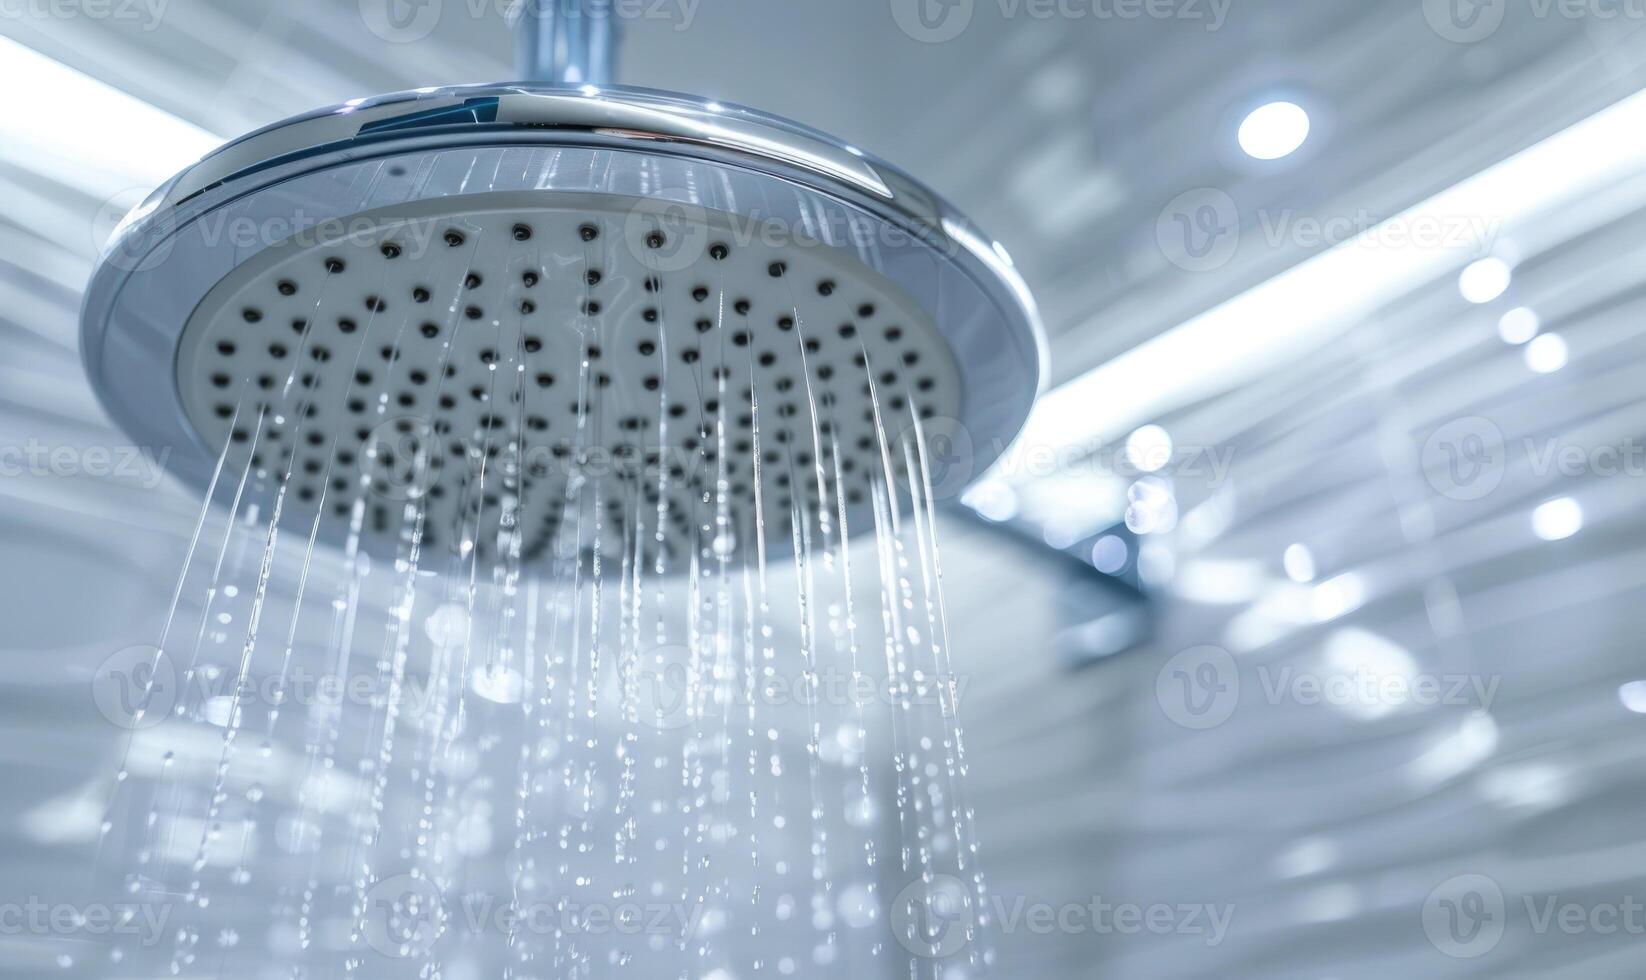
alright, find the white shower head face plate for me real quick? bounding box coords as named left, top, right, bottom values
left=172, top=195, right=962, bottom=564
left=81, top=85, right=1045, bottom=568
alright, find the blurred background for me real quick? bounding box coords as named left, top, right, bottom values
left=6, top=0, right=1646, bottom=977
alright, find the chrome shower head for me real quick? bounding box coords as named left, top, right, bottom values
left=80, top=84, right=1044, bottom=564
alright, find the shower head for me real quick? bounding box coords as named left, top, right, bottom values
left=80, top=83, right=1044, bottom=564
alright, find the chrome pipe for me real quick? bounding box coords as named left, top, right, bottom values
left=514, top=0, right=619, bottom=87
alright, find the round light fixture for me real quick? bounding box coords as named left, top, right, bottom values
left=1524, top=332, right=1569, bottom=374
left=1459, top=257, right=1512, bottom=304
left=1238, top=101, right=1311, bottom=160
left=1497, top=306, right=1540, bottom=344
left=1531, top=497, right=1583, bottom=541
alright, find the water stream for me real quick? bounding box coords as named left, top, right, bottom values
left=96, top=233, right=989, bottom=980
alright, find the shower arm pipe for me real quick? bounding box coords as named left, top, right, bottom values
left=515, top=0, right=619, bottom=87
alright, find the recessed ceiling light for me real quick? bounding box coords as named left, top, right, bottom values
left=1497, top=306, right=1540, bottom=344
left=1090, top=535, right=1130, bottom=575
left=1459, top=257, right=1512, bottom=304
left=1619, top=681, right=1646, bottom=714
left=1238, top=101, right=1311, bottom=160
left=1310, top=572, right=1365, bottom=622
left=1124, top=424, right=1173, bottom=473
left=1531, top=496, right=1583, bottom=541
left=1524, top=332, right=1568, bottom=374
left=1010, top=89, right=1646, bottom=460
left=1283, top=543, right=1316, bottom=583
